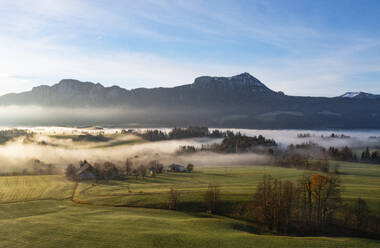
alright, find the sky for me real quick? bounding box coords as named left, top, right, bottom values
left=0, top=0, right=380, bottom=96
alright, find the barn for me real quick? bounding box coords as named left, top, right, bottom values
left=76, top=162, right=95, bottom=180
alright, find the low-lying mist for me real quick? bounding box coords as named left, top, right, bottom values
left=0, top=126, right=379, bottom=173
left=216, top=128, right=380, bottom=148
left=0, top=133, right=238, bottom=172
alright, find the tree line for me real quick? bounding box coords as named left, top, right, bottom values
left=297, top=133, right=351, bottom=139
left=281, top=142, right=380, bottom=166
left=176, top=133, right=277, bottom=154
left=0, top=129, right=31, bottom=144
left=250, top=174, right=380, bottom=238
left=167, top=174, right=380, bottom=239
left=136, top=127, right=230, bottom=141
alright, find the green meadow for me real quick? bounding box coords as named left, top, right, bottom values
left=0, top=162, right=379, bottom=247
left=74, top=163, right=380, bottom=210
left=1, top=200, right=379, bottom=248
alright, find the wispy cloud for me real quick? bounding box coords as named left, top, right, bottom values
left=0, top=0, right=380, bottom=96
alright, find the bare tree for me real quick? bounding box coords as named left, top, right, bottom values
left=252, top=175, right=297, bottom=231
left=132, top=168, right=139, bottom=179
left=138, top=165, right=147, bottom=179
left=125, top=158, right=133, bottom=177
left=204, top=184, right=220, bottom=214
left=103, top=162, right=119, bottom=180
left=354, top=198, right=369, bottom=232
left=65, top=164, right=76, bottom=180
left=298, top=174, right=313, bottom=225
left=310, top=174, right=341, bottom=227
left=168, top=187, right=180, bottom=210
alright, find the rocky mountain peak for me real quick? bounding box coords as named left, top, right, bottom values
left=192, top=72, right=272, bottom=93
left=56, top=79, right=104, bottom=89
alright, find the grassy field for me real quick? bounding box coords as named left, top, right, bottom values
left=0, top=200, right=379, bottom=248
left=74, top=166, right=305, bottom=207
left=74, top=162, right=380, bottom=210
left=0, top=175, right=74, bottom=203
left=0, top=162, right=379, bottom=247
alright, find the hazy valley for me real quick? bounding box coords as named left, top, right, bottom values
left=2, top=1, right=380, bottom=247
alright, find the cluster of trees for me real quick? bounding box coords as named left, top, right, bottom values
left=0, top=129, right=29, bottom=137
left=326, top=146, right=380, bottom=164
left=216, top=134, right=277, bottom=153
left=176, top=145, right=198, bottom=154
left=321, top=133, right=351, bottom=139
left=274, top=143, right=342, bottom=173
left=327, top=146, right=357, bottom=161
left=285, top=142, right=380, bottom=165
left=276, top=155, right=332, bottom=173
left=137, top=126, right=230, bottom=141
left=342, top=198, right=380, bottom=236
left=176, top=134, right=277, bottom=155
left=125, top=159, right=165, bottom=179
left=65, top=164, right=77, bottom=180
left=72, top=134, right=110, bottom=142
left=251, top=174, right=379, bottom=237
left=30, top=159, right=57, bottom=175
left=297, top=133, right=311, bottom=138
left=186, top=164, right=194, bottom=172
left=92, top=161, right=121, bottom=181
left=168, top=127, right=210, bottom=139
left=361, top=147, right=380, bottom=164
left=0, top=129, right=30, bottom=144
left=175, top=144, right=221, bottom=154
left=137, top=130, right=167, bottom=141
left=297, top=133, right=351, bottom=139
left=287, top=142, right=320, bottom=151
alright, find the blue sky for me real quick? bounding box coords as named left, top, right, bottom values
left=0, top=0, right=379, bottom=96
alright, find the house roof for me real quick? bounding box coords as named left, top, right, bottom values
left=169, top=164, right=185, bottom=168
left=76, top=162, right=94, bottom=176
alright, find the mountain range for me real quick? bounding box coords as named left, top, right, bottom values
left=1, top=73, right=380, bottom=129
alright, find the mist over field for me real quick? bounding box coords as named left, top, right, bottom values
left=0, top=126, right=379, bottom=173
left=0, top=134, right=216, bottom=171
left=222, top=128, right=380, bottom=148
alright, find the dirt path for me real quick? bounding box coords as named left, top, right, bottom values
left=71, top=182, right=79, bottom=201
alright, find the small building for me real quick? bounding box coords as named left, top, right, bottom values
left=149, top=167, right=156, bottom=176
left=168, top=164, right=185, bottom=172
left=76, top=162, right=95, bottom=180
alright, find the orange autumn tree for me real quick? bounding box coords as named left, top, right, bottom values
left=311, top=174, right=341, bottom=227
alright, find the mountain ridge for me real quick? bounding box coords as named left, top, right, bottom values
left=0, top=73, right=380, bottom=129
left=0, top=73, right=283, bottom=107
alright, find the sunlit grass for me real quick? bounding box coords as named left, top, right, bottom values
left=0, top=175, right=74, bottom=203
left=0, top=200, right=378, bottom=248
left=74, top=163, right=380, bottom=210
